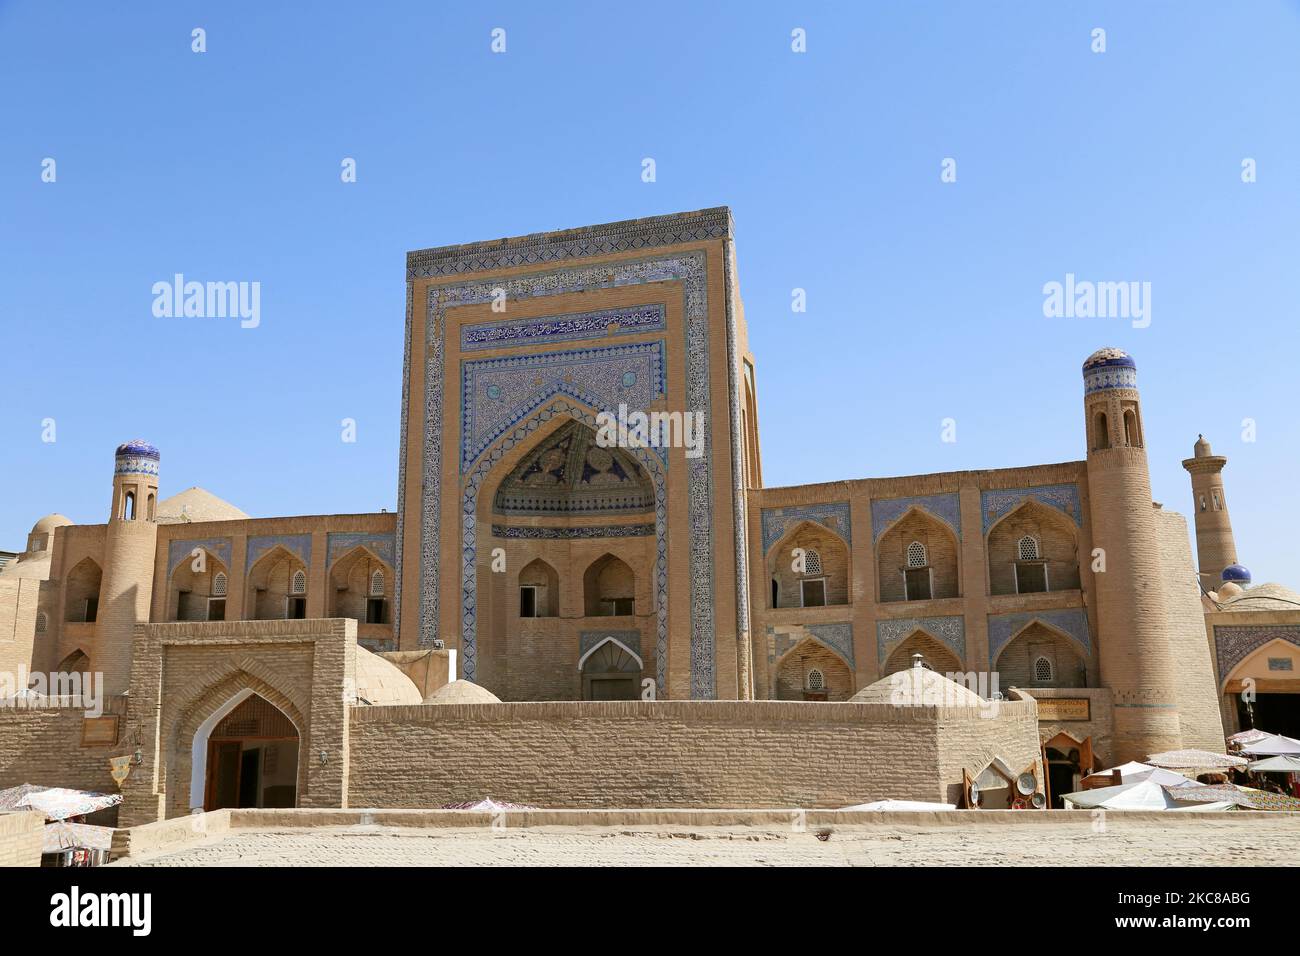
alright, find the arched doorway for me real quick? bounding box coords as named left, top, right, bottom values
left=1041, top=732, right=1093, bottom=808
left=580, top=639, right=642, bottom=700
left=200, top=693, right=300, bottom=810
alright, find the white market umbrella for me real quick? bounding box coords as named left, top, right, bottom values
left=840, top=800, right=957, bottom=811
left=1248, top=754, right=1300, bottom=773
left=1062, top=779, right=1184, bottom=810
left=1084, top=761, right=1201, bottom=789
left=1241, top=733, right=1300, bottom=756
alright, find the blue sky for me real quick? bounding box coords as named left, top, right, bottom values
left=3, top=1, right=1299, bottom=585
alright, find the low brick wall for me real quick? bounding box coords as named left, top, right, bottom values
left=0, top=697, right=125, bottom=792
left=347, top=699, right=1042, bottom=809
left=0, top=811, right=44, bottom=867
left=110, top=809, right=230, bottom=861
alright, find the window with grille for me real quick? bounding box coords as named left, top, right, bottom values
left=906, top=541, right=927, bottom=568
left=290, top=570, right=307, bottom=595
left=1033, top=656, right=1053, bottom=682
left=807, top=668, right=825, bottom=691
left=1017, top=536, right=1039, bottom=561
left=369, top=569, right=384, bottom=597
left=803, top=548, right=822, bottom=576
left=212, top=572, right=228, bottom=597
left=35, top=612, right=47, bottom=635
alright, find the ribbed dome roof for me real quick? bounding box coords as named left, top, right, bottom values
left=849, top=665, right=985, bottom=707
left=424, top=680, right=501, bottom=704
left=31, top=514, right=72, bottom=535
left=353, top=646, right=422, bottom=705
left=1219, top=581, right=1300, bottom=612
left=155, top=487, right=249, bottom=524
left=1082, top=347, right=1135, bottom=371
left=115, top=439, right=160, bottom=460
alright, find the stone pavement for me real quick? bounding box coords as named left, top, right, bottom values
left=114, top=818, right=1300, bottom=866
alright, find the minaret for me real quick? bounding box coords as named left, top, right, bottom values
left=94, top=440, right=160, bottom=696
left=1082, top=349, right=1183, bottom=762
left=1181, top=435, right=1238, bottom=592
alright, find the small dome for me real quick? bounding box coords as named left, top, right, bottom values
left=1082, top=347, right=1136, bottom=372
left=353, top=646, right=422, bottom=705
left=115, top=439, right=160, bottom=460
left=1222, top=564, right=1252, bottom=584
left=1216, top=582, right=1243, bottom=600
left=1193, top=434, right=1213, bottom=458
left=849, top=665, right=984, bottom=707
left=31, top=514, right=72, bottom=535
left=424, top=680, right=501, bottom=705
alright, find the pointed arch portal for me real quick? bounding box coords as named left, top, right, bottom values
left=192, top=690, right=300, bottom=812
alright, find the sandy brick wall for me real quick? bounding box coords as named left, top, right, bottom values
left=0, top=578, right=40, bottom=680
left=0, top=697, right=125, bottom=792
left=347, top=699, right=1040, bottom=808
left=0, top=811, right=44, bottom=867
left=1154, top=509, right=1230, bottom=750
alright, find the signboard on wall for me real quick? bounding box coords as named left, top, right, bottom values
left=1037, top=698, right=1090, bottom=722
left=81, top=715, right=119, bottom=748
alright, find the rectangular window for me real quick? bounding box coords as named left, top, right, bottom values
left=366, top=598, right=386, bottom=624
left=520, top=586, right=538, bottom=618
left=600, top=598, right=635, bottom=616
left=904, top=568, right=932, bottom=601
left=207, top=598, right=226, bottom=622
left=1015, top=563, right=1048, bottom=594
left=84, top=597, right=98, bottom=623
left=800, top=579, right=826, bottom=608
left=287, top=597, right=307, bottom=620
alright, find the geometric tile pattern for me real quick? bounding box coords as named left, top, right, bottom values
left=461, top=400, right=669, bottom=692
left=166, top=537, right=232, bottom=576
left=769, top=622, right=855, bottom=668
left=1212, top=625, right=1300, bottom=683
left=980, top=483, right=1081, bottom=534
left=870, top=493, right=961, bottom=544
left=987, top=607, right=1091, bottom=666
left=760, top=502, right=851, bottom=553
left=402, top=249, right=717, bottom=698
left=244, top=534, right=312, bottom=572
left=326, top=532, right=395, bottom=568
left=876, top=616, right=966, bottom=667
left=722, top=241, right=751, bottom=666
left=490, top=523, right=655, bottom=540
left=460, top=340, right=666, bottom=472
left=406, top=207, right=731, bottom=279
left=460, top=303, right=666, bottom=352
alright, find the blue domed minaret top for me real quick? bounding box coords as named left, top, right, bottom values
left=1221, top=564, right=1252, bottom=585
left=115, top=439, right=159, bottom=460
left=114, top=439, right=160, bottom=476
left=1082, top=347, right=1138, bottom=394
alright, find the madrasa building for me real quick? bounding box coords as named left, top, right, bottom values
left=2, top=207, right=1294, bottom=823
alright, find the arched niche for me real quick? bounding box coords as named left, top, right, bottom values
left=64, top=558, right=102, bottom=623
left=876, top=508, right=959, bottom=603
left=170, top=549, right=230, bottom=622
left=766, top=520, right=849, bottom=609
left=328, top=546, right=391, bottom=624
left=993, top=620, right=1087, bottom=688
left=247, top=547, right=309, bottom=621
left=517, top=557, right=560, bottom=618
left=583, top=553, right=635, bottom=617
left=882, top=629, right=963, bottom=677
left=987, top=500, right=1080, bottom=596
